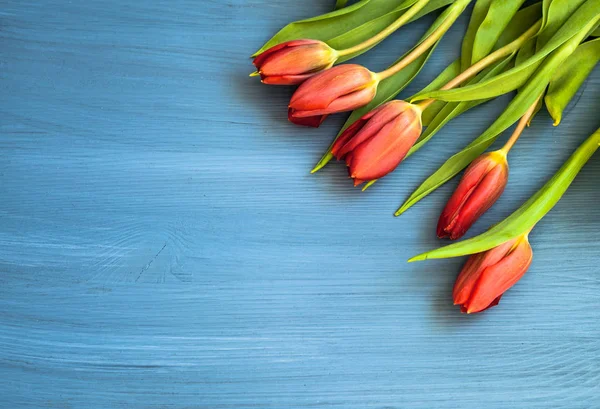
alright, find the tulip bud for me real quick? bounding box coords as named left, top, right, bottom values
left=453, top=234, right=533, bottom=313
left=288, top=64, right=379, bottom=127
left=252, top=40, right=338, bottom=85
left=437, top=151, right=509, bottom=240
left=331, top=100, right=422, bottom=185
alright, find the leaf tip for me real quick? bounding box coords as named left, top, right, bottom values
left=394, top=202, right=411, bottom=217
left=407, top=254, right=426, bottom=263
left=249, top=71, right=260, bottom=77
left=310, top=164, right=323, bottom=174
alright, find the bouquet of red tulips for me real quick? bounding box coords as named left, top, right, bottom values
left=251, top=0, right=600, bottom=313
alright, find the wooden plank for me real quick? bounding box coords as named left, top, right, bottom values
left=1, top=0, right=599, bottom=407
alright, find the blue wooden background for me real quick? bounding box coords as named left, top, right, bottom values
left=1, top=1, right=600, bottom=408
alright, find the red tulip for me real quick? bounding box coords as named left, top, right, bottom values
left=437, top=151, right=509, bottom=240
left=331, top=100, right=422, bottom=186
left=453, top=234, right=533, bottom=313
left=288, top=64, right=379, bottom=127
left=252, top=40, right=338, bottom=85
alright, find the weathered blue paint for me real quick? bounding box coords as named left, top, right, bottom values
left=1, top=1, right=599, bottom=408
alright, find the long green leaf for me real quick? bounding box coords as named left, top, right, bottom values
left=540, top=0, right=552, bottom=31
left=545, top=38, right=600, bottom=125
left=412, top=0, right=600, bottom=102
left=335, top=0, right=349, bottom=10
left=420, top=59, right=461, bottom=126
left=470, top=0, right=527, bottom=64
left=311, top=3, right=464, bottom=173
left=495, top=2, right=543, bottom=49
left=535, top=0, right=588, bottom=51
left=330, top=0, right=457, bottom=62
left=461, top=0, right=494, bottom=71
left=253, top=0, right=404, bottom=56
left=396, top=25, right=592, bottom=216
left=254, top=0, right=456, bottom=58
left=409, top=127, right=600, bottom=261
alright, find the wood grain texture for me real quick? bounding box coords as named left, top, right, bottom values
left=1, top=1, right=599, bottom=408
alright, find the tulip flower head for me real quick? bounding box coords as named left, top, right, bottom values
left=453, top=234, right=532, bottom=314
left=331, top=100, right=422, bottom=186
left=438, top=151, right=509, bottom=240
left=288, top=64, right=380, bottom=127
left=252, top=40, right=338, bottom=85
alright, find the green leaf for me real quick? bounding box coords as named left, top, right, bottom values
left=409, top=127, right=600, bottom=261
left=514, top=36, right=537, bottom=66
left=545, top=38, right=600, bottom=125
left=396, top=25, right=592, bottom=216
left=334, top=0, right=349, bottom=10
left=494, top=2, right=543, bottom=49
left=311, top=3, right=464, bottom=173
left=535, top=0, right=588, bottom=51
left=412, top=0, right=600, bottom=102
left=592, top=27, right=600, bottom=36
left=329, top=0, right=454, bottom=63
left=540, top=0, right=552, bottom=30
left=419, top=59, right=461, bottom=126
left=253, top=0, right=403, bottom=56
left=405, top=54, right=514, bottom=158
left=470, top=0, right=527, bottom=65
left=254, top=0, right=456, bottom=58
left=461, top=0, right=494, bottom=71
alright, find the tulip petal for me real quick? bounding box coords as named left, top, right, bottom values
left=260, top=46, right=331, bottom=77
left=262, top=73, right=316, bottom=85
left=334, top=101, right=409, bottom=158
left=289, top=64, right=375, bottom=111
left=288, top=108, right=327, bottom=127
left=437, top=153, right=505, bottom=239
left=448, top=163, right=508, bottom=240
left=291, top=85, right=377, bottom=118
left=452, top=239, right=516, bottom=306
left=465, top=238, right=532, bottom=313
left=332, top=118, right=368, bottom=159
left=348, top=109, right=421, bottom=181
left=253, top=39, right=320, bottom=68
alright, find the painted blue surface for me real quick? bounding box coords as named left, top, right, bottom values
left=1, top=1, right=600, bottom=408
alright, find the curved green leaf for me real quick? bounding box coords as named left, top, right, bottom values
left=254, top=0, right=456, bottom=58
left=495, top=2, right=543, bottom=49
left=412, top=0, right=600, bottom=102
left=329, top=0, right=457, bottom=62
left=396, top=27, right=590, bottom=216
left=545, top=38, right=600, bottom=125
left=335, top=0, right=349, bottom=10
left=420, top=59, right=461, bottom=126
left=461, top=0, right=494, bottom=71
left=409, top=127, right=600, bottom=261
left=540, top=0, right=552, bottom=29
left=253, top=0, right=402, bottom=56
left=535, top=0, right=588, bottom=51
left=470, top=0, right=527, bottom=64
left=514, top=36, right=537, bottom=66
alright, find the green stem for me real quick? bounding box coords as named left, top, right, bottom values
left=337, top=0, right=432, bottom=57
left=416, top=19, right=542, bottom=111
left=498, top=94, right=542, bottom=155
left=376, top=0, right=472, bottom=81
